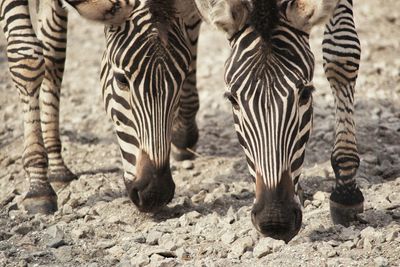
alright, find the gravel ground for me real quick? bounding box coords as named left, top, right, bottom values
left=0, top=1, right=399, bottom=266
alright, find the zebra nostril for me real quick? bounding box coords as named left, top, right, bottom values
left=129, top=188, right=141, bottom=206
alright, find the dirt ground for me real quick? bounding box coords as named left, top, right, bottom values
left=0, top=1, right=399, bottom=266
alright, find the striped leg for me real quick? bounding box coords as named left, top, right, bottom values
left=0, top=0, right=57, bottom=214
left=38, top=0, right=76, bottom=189
left=171, top=17, right=201, bottom=161
left=322, top=0, right=363, bottom=225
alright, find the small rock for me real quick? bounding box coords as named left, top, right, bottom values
left=253, top=237, right=273, bottom=258
left=272, top=239, right=285, bottom=252
left=340, top=227, right=360, bottom=241
left=313, top=191, right=326, bottom=201
left=374, top=256, right=389, bottom=267
left=147, top=231, right=163, bottom=245
left=363, top=237, right=373, bottom=251
left=179, top=211, right=201, bottom=227
left=221, top=232, right=236, bottom=245
left=229, top=236, right=253, bottom=259
left=341, top=240, right=355, bottom=250
left=46, top=225, right=66, bottom=248
left=176, top=247, right=190, bottom=260
left=181, top=160, right=194, bottom=170
left=133, top=233, right=146, bottom=244
left=241, top=251, right=253, bottom=260
left=360, top=226, right=376, bottom=239
left=386, top=230, right=398, bottom=242
left=12, top=225, right=32, bottom=236
left=96, top=240, right=116, bottom=249
left=191, top=190, right=207, bottom=204
left=62, top=204, right=73, bottom=215
left=150, top=253, right=164, bottom=262
left=317, top=242, right=336, bottom=257
left=131, top=254, right=149, bottom=267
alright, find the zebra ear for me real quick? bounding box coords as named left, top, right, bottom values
left=194, top=0, right=252, bottom=37
left=282, top=0, right=339, bottom=32
left=65, top=0, right=135, bottom=25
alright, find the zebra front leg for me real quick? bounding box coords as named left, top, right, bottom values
left=38, top=0, right=77, bottom=190
left=0, top=0, right=56, bottom=214
left=322, top=0, right=363, bottom=225
left=171, top=18, right=201, bottom=161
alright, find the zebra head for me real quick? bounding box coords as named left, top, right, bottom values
left=67, top=0, right=194, bottom=212
left=196, top=0, right=339, bottom=242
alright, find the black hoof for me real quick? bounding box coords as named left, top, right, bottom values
left=48, top=167, right=78, bottom=191
left=22, top=184, right=58, bottom=214
left=329, top=200, right=363, bottom=226
left=171, top=145, right=196, bottom=161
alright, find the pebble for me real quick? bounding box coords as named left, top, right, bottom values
left=146, top=231, right=163, bottom=245
left=181, top=160, right=194, bottom=170
left=228, top=236, right=253, bottom=259
left=191, top=190, right=207, bottom=203
left=386, top=230, right=398, bottom=242
left=12, top=225, right=32, bottom=236
left=317, top=242, right=336, bottom=257
left=253, top=237, right=273, bottom=258
left=221, top=232, right=236, bottom=245
left=175, top=247, right=190, bottom=260
left=179, top=211, right=201, bottom=227
left=131, top=254, right=150, bottom=267
left=341, top=240, right=356, bottom=250
left=46, top=225, right=66, bottom=248
left=374, top=256, right=389, bottom=267
left=96, top=240, right=116, bottom=250
left=313, top=191, right=326, bottom=201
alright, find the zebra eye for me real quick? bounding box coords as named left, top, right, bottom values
left=297, top=81, right=315, bottom=105
left=114, top=72, right=129, bottom=91
left=224, top=92, right=240, bottom=110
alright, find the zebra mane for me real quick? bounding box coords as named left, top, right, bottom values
left=249, top=0, right=279, bottom=42
left=147, top=0, right=176, bottom=43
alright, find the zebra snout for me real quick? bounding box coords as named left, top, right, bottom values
left=251, top=202, right=302, bottom=243
left=125, top=152, right=175, bottom=213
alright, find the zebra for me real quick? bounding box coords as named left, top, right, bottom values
left=195, top=0, right=363, bottom=242
left=0, top=0, right=202, bottom=214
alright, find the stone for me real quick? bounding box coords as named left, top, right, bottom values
left=313, top=191, right=326, bottom=201
left=179, top=211, right=201, bottom=227
left=341, top=240, right=355, bottom=250
left=374, top=256, right=389, bottom=267
left=175, top=247, right=190, bottom=261
left=340, top=227, right=360, bottom=241
left=46, top=225, right=66, bottom=248
left=96, top=240, right=116, bottom=249
left=131, top=254, right=150, bottom=267
left=12, top=225, right=32, bottom=236
left=253, top=237, right=273, bottom=258
left=147, top=231, right=163, bottom=245
left=386, top=230, right=398, bottom=242
left=191, top=190, right=207, bottom=204
left=181, top=161, right=194, bottom=170
left=363, top=237, right=373, bottom=251
left=272, top=239, right=285, bottom=252
left=133, top=233, right=146, bottom=244
left=317, top=242, right=336, bottom=257
left=221, top=232, right=236, bottom=245
left=228, top=236, right=253, bottom=259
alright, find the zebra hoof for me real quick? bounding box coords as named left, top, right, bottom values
left=171, top=144, right=196, bottom=161
left=329, top=200, right=363, bottom=226
left=48, top=167, right=78, bottom=191
left=22, top=184, right=58, bottom=214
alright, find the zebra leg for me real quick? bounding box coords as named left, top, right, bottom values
left=0, top=0, right=57, bottom=214
left=322, top=0, right=363, bottom=225
left=38, top=0, right=77, bottom=190
left=171, top=18, right=201, bottom=161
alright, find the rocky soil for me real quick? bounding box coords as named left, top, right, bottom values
left=0, top=1, right=399, bottom=266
